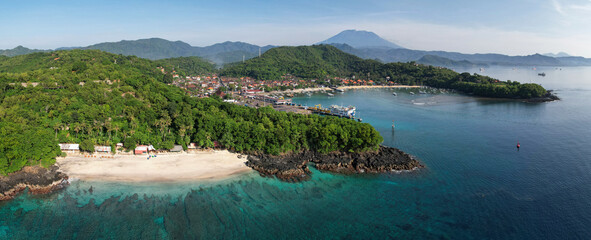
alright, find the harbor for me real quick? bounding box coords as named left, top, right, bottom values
left=306, top=104, right=361, bottom=121
left=233, top=90, right=362, bottom=121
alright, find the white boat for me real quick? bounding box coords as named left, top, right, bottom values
left=329, top=105, right=356, bottom=117
left=409, top=92, right=415, bottom=95
left=327, top=93, right=334, bottom=97
left=392, top=92, right=397, bottom=96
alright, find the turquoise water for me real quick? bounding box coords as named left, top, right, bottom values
left=2, top=67, right=591, bottom=239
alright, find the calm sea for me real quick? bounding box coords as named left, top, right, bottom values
left=1, top=66, right=590, bottom=239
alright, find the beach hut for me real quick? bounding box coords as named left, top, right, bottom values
left=95, top=146, right=111, bottom=153
left=135, top=145, right=148, bottom=155
left=59, top=144, right=80, bottom=152
left=148, top=145, right=156, bottom=153
left=170, top=145, right=183, bottom=152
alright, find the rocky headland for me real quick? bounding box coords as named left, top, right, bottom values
left=247, top=145, right=423, bottom=181
left=524, top=90, right=560, bottom=103
left=0, top=165, right=69, bottom=201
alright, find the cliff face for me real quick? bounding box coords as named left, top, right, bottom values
left=0, top=165, right=68, bottom=201
left=247, top=146, right=422, bottom=181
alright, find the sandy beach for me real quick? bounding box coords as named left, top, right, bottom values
left=56, top=150, right=252, bottom=182
left=266, top=85, right=421, bottom=95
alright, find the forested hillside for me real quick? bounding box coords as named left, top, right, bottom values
left=221, top=45, right=548, bottom=99
left=154, top=56, right=215, bottom=76
left=0, top=50, right=382, bottom=175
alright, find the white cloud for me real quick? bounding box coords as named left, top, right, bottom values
left=552, top=0, right=566, bottom=14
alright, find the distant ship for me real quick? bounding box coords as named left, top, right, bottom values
left=538, top=72, right=546, bottom=77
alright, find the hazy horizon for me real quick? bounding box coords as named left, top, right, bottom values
left=2, top=0, right=591, bottom=57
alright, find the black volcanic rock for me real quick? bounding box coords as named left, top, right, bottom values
left=247, top=146, right=422, bottom=181
left=0, top=165, right=68, bottom=201
left=524, top=90, right=560, bottom=102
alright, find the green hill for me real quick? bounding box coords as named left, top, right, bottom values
left=0, top=46, right=47, bottom=57
left=221, top=45, right=380, bottom=80
left=83, top=38, right=195, bottom=60
left=154, top=56, right=216, bottom=76
left=82, top=38, right=274, bottom=65
left=417, top=55, right=485, bottom=68
left=0, top=50, right=383, bottom=175
left=221, top=45, right=549, bottom=99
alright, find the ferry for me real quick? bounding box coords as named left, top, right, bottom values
left=329, top=105, right=356, bottom=117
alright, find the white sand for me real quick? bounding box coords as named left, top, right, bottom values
left=266, top=85, right=421, bottom=94
left=56, top=150, right=252, bottom=182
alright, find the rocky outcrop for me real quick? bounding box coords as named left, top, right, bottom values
left=247, top=146, right=422, bottom=181
left=525, top=90, right=560, bottom=103
left=246, top=152, right=314, bottom=182
left=0, top=165, right=68, bottom=201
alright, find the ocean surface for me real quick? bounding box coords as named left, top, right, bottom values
left=2, top=66, right=591, bottom=239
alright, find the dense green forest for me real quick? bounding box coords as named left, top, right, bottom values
left=221, top=45, right=548, bottom=99
left=154, top=56, right=216, bottom=76
left=0, top=50, right=382, bottom=175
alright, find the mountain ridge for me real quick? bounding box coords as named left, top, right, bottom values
left=318, top=30, right=403, bottom=49
left=2, top=31, right=590, bottom=67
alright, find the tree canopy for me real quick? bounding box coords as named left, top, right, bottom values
left=0, top=49, right=382, bottom=175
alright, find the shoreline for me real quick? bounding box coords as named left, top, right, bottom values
left=0, top=165, right=68, bottom=201
left=247, top=146, right=423, bottom=182
left=1, top=146, right=423, bottom=200
left=263, top=85, right=559, bottom=103
left=265, top=85, right=421, bottom=95
left=56, top=150, right=252, bottom=182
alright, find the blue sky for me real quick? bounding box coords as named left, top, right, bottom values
left=2, top=0, right=591, bottom=57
